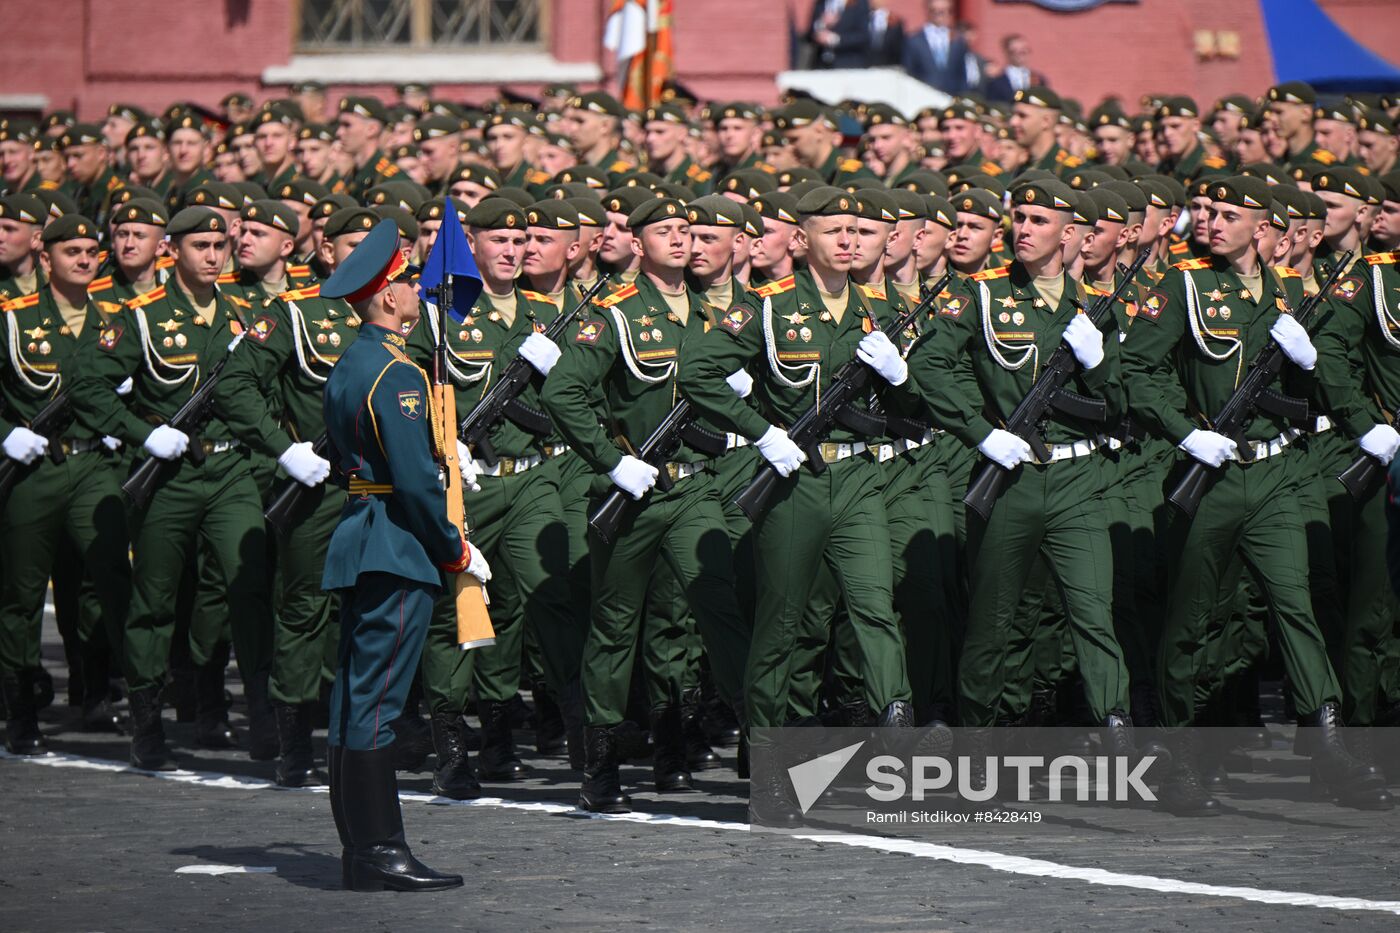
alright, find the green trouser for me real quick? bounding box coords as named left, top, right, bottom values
left=582, top=469, right=748, bottom=726
left=548, top=450, right=596, bottom=630
left=268, top=481, right=341, bottom=705
left=422, top=460, right=583, bottom=714
left=1157, top=448, right=1341, bottom=726
left=123, top=451, right=272, bottom=692
left=747, top=454, right=910, bottom=731
left=0, top=449, right=130, bottom=689
left=960, top=454, right=1128, bottom=727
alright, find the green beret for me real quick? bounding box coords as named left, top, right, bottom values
left=298, top=123, right=336, bottom=143
left=416, top=197, right=469, bottom=224
left=952, top=189, right=1003, bottom=221
left=363, top=181, right=425, bottom=214
left=167, top=207, right=227, bottom=237
left=1270, top=185, right=1310, bottom=224
left=273, top=178, right=328, bottom=207
left=449, top=164, right=501, bottom=191
left=685, top=194, right=744, bottom=228
left=1089, top=104, right=1132, bottom=130
left=1066, top=169, right=1111, bottom=191
left=888, top=188, right=928, bottom=221
left=485, top=111, right=531, bottom=131
left=863, top=103, right=908, bottom=130
left=620, top=169, right=666, bottom=189
left=291, top=80, right=327, bottom=94
left=1206, top=175, right=1274, bottom=211
left=226, top=122, right=252, bottom=140
left=185, top=182, right=243, bottom=211
left=1267, top=82, right=1316, bottom=106
left=626, top=196, right=687, bottom=229
left=41, top=111, right=75, bottom=133
left=1100, top=180, right=1147, bottom=213
left=40, top=214, right=98, bottom=245
left=774, top=100, right=837, bottom=131
left=59, top=123, right=104, bottom=149
left=107, top=103, right=148, bottom=123
left=324, top=207, right=381, bottom=238
left=786, top=179, right=826, bottom=203
left=554, top=165, right=610, bottom=189
left=735, top=200, right=763, bottom=237
left=220, top=92, right=253, bottom=108
left=1237, top=161, right=1289, bottom=186
left=523, top=199, right=579, bottom=230
left=487, top=186, right=533, bottom=208
left=0, top=120, right=37, bottom=144
left=465, top=198, right=528, bottom=231
left=33, top=189, right=76, bottom=219
left=312, top=194, right=358, bottom=220
left=339, top=96, right=389, bottom=124
left=1135, top=177, right=1175, bottom=210
left=776, top=167, right=823, bottom=189
left=940, top=98, right=981, bottom=123
left=652, top=181, right=695, bottom=201
left=124, top=121, right=164, bottom=146
left=1360, top=112, right=1396, bottom=134
left=796, top=186, right=859, bottom=218
left=373, top=205, right=418, bottom=240
left=0, top=194, right=46, bottom=225
left=1011, top=178, right=1077, bottom=212
left=1214, top=94, right=1253, bottom=115
left=234, top=181, right=267, bottom=204
left=111, top=198, right=168, bottom=228
left=567, top=197, right=606, bottom=227
left=896, top=170, right=950, bottom=198
left=414, top=115, right=461, bottom=141
left=567, top=91, right=625, bottom=119
left=1156, top=96, right=1198, bottom=119
left=1013, top=86, right=1062, bottom=111
left=1379, top=170, right=1400, bottom=205
left=1069, top=190, right=1099, bottom=226
left=721, top=169, right=779, bottom=200
left=252, top=105, right=298, bottom=129
left=241, top=199, right=300, bottom=236
left=713, top=102, right=762, bottom=123
left=750, top=191, right=801, bottom=225
left=1314, top=100, right=1355, bottom=124
left=1313, top=166, right=1368, bottom=200
left=924, top=195, right=956, bottom=230
left=113, top=186, right=160, bottom=209
left=602, top=186, right=657, bottom=216
left=1287, top=163, right=1322, bottom=186
left=644, top=103, right=688, bottom=125
left=1086, top=188, right=1131, bottom=224
left=1301, top=190, right=1329, bottom=220
left=952, top=174, right=1006, bottom=199
left=854, top=188, right=899, bottom=223
left=1358, top=172, right=1386, bottom=206
left=542, top=82, right=577, bottom=98
left=548, top=183, right=600, bottom=201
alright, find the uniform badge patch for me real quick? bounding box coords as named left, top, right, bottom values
left=98, top=324, right=123, bottom=350
left=1331, top=276, right=1362, bottom=301
left=939, top=296, right=965, bottom=318
left=575, top=320, right=605, bottom=343
left=720, top=307, right=751, bottom=334
left=1140, top=290, right=1168, bottom=319
left=398, top=390, right=423, bottom=420
left=248, top=316, right=277, bottom=342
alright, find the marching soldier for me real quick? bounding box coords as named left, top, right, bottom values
left=0, top=121, right=44, bottom=196
left=710, top=102, right=768, bottom=177
left=60, top=124, right=125, bottom=229
left=643, top=104, right=713, bottom=194
left=774, top=100, right=875, bottom=187
left=335, top=97, right=401, bottom=201
left=0, top=193, right=47, bottom=301
left=562, top=92, right=634, bottom=185
left=318, top=218, right=490, bottom=892
left=67, top=207, right=276, bottom=770
left=87, top=198, right=169, bottom=307
left=1266, top=82, right=1341, bottom=170
left=1009, top=88, right=1084, bottom=177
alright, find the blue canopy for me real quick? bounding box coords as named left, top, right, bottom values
left=1260, top=0, right=1400, bottom=91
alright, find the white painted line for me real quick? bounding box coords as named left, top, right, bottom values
left=175, top=865, right=277, bottom=875
left=6, top=749, right=1400, bottom=916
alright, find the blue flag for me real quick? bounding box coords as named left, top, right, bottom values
left=419, top=198, right=483, bottom=322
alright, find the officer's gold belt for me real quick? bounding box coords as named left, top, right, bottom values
left=348, top=478, right=393, bottom=495
left=664, top=460, right=709, bottom=482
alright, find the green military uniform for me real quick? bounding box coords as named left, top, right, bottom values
left=346, top=150, right=401, bottom=202
left=904, top=253, right=1129, bottom=727
left=67, top=209, right=274, bottom=769
left=1285, top=138, right=1341, bottom=172
left=817, top=148, right=877, bottom=187
left=663, top=156, right=714, bottom=196
left=0, top=235, right=131, bottom=750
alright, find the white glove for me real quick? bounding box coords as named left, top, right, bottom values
left=277, top=441, right=331, bottom=487
left=456, top=440, right=481, bottom=492
left=101, top=436, right=122, bottom=452
left=1062, top=314, right=1105, bottom=371
left=856, top=331, right=908, bottom=386
left=115, top=377, right=134, bottom=396
left=2, top=426, right=48, bottom=464
left=1270, top=314, right=1316, bottom=370
left=978, top=428, right=1033, bottom=470
left=726, top=368, right=754, bottom=399
left=465, top=542, right=492, bottom=583
left=1179, top=428, right=1238, bottom=467
left=143, top=425, right=190, bottom=461
left=1359, top=423, right=1400, bottom=465
left=755, top=425, right=807, bottom=477
left=608, top=454, right=659, bottom=500
left=518, top=332, right=562, bottom=376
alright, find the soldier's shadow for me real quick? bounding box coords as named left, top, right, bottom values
left=170, top=842, right=343, bottom=891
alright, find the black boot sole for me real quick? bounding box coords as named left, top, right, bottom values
left=578, top=794, right=631, bottom=814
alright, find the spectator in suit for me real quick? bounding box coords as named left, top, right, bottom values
left=867, top=0, right=905, bottom=68
left=807, top=0, right=872, bottom=70
left=903, top=0, right=978, bottom=95
left=986, top=34, right=1047, bottom=103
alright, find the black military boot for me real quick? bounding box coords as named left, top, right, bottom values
left=274, top=702, right=324, bottom=787
left=340, top=745, right=463, bottom=892
left=531, top=681, right=567, bottom=755
left=747, top=739, right=802, bottom=827
left=243, top=670, right=279, bottom=762
left=877, top=699, right=915, bottom=728
left=1101, top=711, right=1136, bottom=759
left=168, top=664, right=197, bottom=723
left=194, top=659, right=239, bottom=749
left=560, top=680, right=586, bottom=771
left=3, top=671, right=47, bottom=755
left=430, top=712, right=482, bottom=800
left=1304, top=703, right=1393, bottom=811
left=702, top=686, right=742, bottom=748
left=679, top=688, right=722, bottom=771
left=327, top=744, right=352, bottom=887
left=476, top=699, right=527, bottom=781
left=128, top=686, right=177, bottom=771
left=1156, top=729, right=1220, bottom=816
left=650, top=704, right=694, bottom=792
left=579, top=725, right=631, bottom=813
